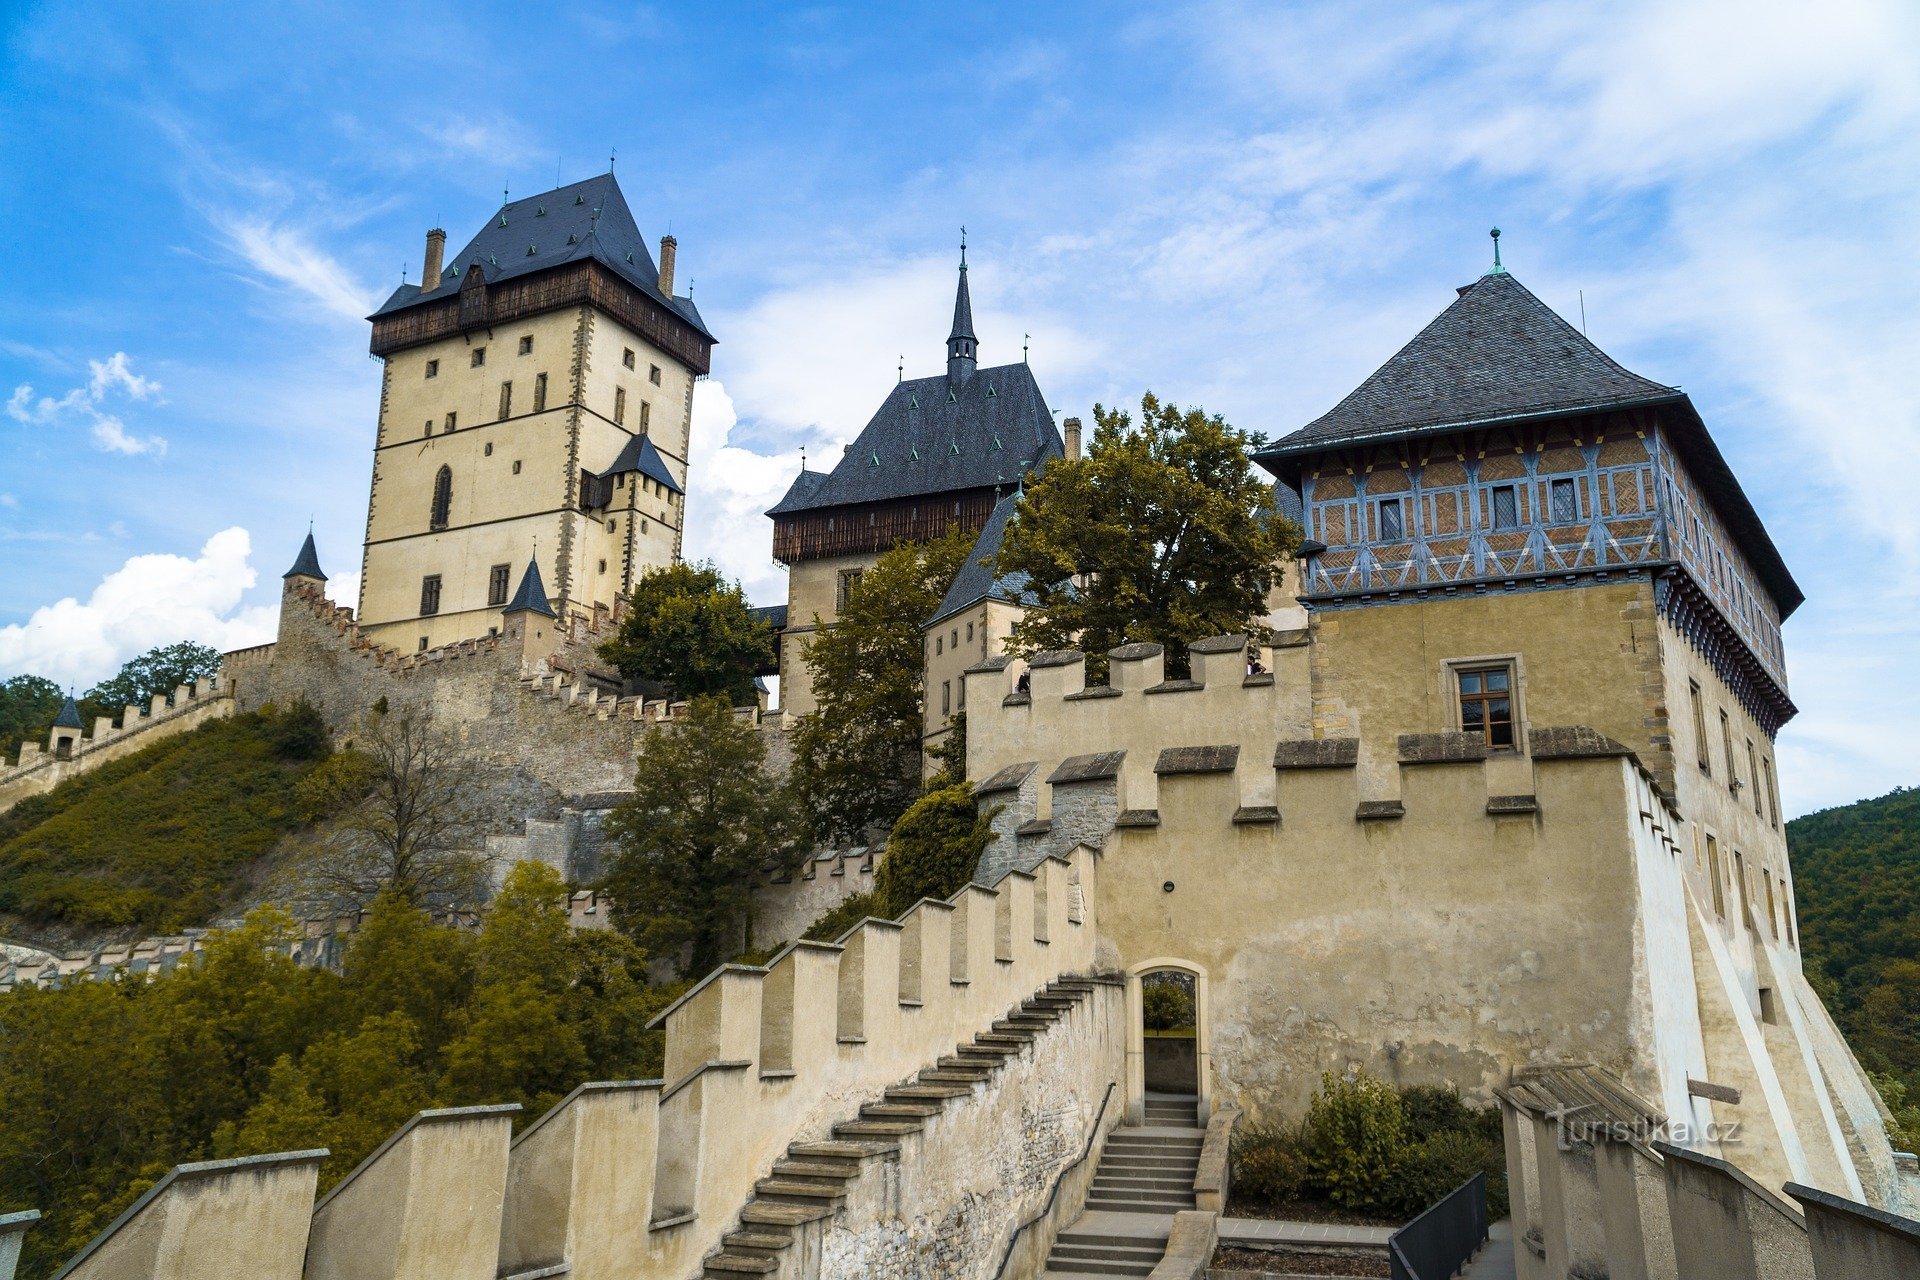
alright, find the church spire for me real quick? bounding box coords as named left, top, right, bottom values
left=947, top=231, right=977, bottom=382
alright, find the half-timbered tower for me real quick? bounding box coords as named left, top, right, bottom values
left=767, top=249, right=1062, bottom=715
left=356, top=174, right=714, bottom=650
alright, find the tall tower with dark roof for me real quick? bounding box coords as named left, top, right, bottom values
left=354, top=174, right=714, bottom=651
left=766, top=250, right=1062, bottom=716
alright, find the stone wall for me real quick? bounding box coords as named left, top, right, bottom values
left=0, top=678, right=235, bottom=815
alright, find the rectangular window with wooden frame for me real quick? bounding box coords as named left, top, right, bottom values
left=836, top=568, right=863, bottom=613
left=640, top=400, right=652, bottom=430
left=614, top=387, right=626, bottom=425
left=499, top=381, right=512, bottom=419
left=1746, top=739, right=1761, bottom=814
left=1377, top=497, right=1404, bottom=541
left=1706, top=835, right=1725, bottom=918
left=1456, top=664, right=1515, bottom=750
left=533, top=372, right=548, bottom=412
left=1763, top=870, right=1779, bottom=940
left=487, top=563, right=511, bottom=607
left=1549, top=477, right=1578, bottom=524
left=1489, top=484, right=1519, bottom=531
left=419, top=574, right=442, bottom=617
left=1734, top=850, right=1754, bottom=930
left=1720, top=709, right=1738, bottom=795
left=1690, top=682, right=1710, bottom=774
left=1762, top=757, right=1779, bottom=828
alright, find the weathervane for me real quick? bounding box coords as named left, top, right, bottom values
left=1023, top=333, right=1030, bottom=363
left=960, top=225, right=967, bottom=267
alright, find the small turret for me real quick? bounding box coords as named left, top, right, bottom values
left=284, top=532, right=326, bottom=586
left=502, top=555, right=559, bottom=668
left=947, top=238, right=977, bottom=383
left=49, top=696, right=83, bottom=761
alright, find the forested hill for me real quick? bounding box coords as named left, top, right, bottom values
left=1789, top=785, right=1920, bottom=1129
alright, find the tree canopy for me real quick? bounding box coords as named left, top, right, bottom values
left=873, top=783, right=995, bottom=916
left=995, top=393, right=1300, bottom=675
left=0, top=674, right=64, bottom=762
left=85, top=641, right=223, bottom=714
left=597, top=561, right=773, bottom=705
left=603, top=695, right=795, bottom=977
left=791, top=526, right=973, bottom=845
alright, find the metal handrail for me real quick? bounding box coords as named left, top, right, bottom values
left=1388, top=1171, right=1488, bottom=1280
left=992, top=1081, right=1118, bottom=1279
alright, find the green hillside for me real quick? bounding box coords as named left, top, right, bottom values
left=0, top=704, right=327, bottom=934
left=1789, top=785, right=1920, bottom=1134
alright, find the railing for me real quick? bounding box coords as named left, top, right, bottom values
left=992, top=1081, right=1117, bottom=1279
left=1388, top=1172, right=1488, bottom=1280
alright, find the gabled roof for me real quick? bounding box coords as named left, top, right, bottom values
left=767, top=361, right=1062, bottom=515
left=602, top=433, right=683, bottom=495
left=53, top=697, right=84, bottom=730
left=929, top=488, right=1033, bottom=626
left=283, top=532, right=326, bottom=581
left=503, top=557, right=555, bottom=617
left=1257, top=271, right=1676, bottom=459
left=369, top=174, right=712, bottom=340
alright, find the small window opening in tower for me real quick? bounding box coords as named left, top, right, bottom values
left=425, top=359, right=439, bottom=379
left=471, top=347, right=486, bottom=367
left=519, top=335, right=533, bottom=355
left=512, top=460, right=522, bottom=474
left=650, top=364, right=662, bottom=385
left=1378, top=498, right=1404, bottom=541
left=623, top=348, right=636, bottom=370
left=534, top=372, right=549, bottom=412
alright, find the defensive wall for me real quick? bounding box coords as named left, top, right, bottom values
left=0, top=678, right=235, bottom=815
left=963, top=630, right=1901, bottom=1209
left=13, top=847, right=1122, bottom=1280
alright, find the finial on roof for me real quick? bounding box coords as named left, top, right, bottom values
left=609, top=146, right=616, bottom=172
left=960, top=225, right=967, bottom=270
left=898, top=354, right=904, bottom=382
left=503, top=182, right=509, bottom=206
left=800, top=446, right=807, bottom=472
left=1023, top=333, right=1030, bottom=364
left=1489, top=227, right=1505, bottom=275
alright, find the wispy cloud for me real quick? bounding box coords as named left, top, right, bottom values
left=7, top=352, right=168, bottom=456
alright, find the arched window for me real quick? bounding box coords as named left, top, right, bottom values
left=430, top=465, right=453, bottom=530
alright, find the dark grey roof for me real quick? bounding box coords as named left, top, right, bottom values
left=748, top=604, right=788, bottom=630
left=929, top=488, right=1033, bottom=625
left=503, top=557, right=555, bottom=617
left=949, top=255, right=976, bottom=345
left=1257, top=271, right=1675, bottom=459
left=1268, top=480, right=1303, bottom=529
left=771, top=469, right=829, bottom=512
left=284, top=532, right=326, bottom=581
left=369, top=174, right=712, bottom=340
left=767, top=362, right=1062, bottom=515
left=602, top=434, right=683, bottom=494
left=53, top=697, right=84, bottom=730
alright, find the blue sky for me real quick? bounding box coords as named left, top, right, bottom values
left=2, top=1, right=1917, bottom=816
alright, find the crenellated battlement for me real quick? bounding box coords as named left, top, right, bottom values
left=0, top=676, right=236, bottom=814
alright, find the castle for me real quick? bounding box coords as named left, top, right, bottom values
left=6, top=183, right=1916, bottom=1280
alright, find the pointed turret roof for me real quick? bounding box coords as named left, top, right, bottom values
left=503, top=557, right=555, bottom=617
left=53, top=696, right=84, bottom=731
left=1259, top=271, right=1676, bottom=459
left=601, top=433, right=684, bottom=494
left=949, top=248, right=977, bottom=348
left=284, top=531, right=326, bottom=581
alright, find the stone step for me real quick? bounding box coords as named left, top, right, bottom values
left=1084, top=1196, right=1197, bottom=1213
left=769, top=1159, right=859, bottom=1184
left=722, top=1230, right=793, bottom=1255
left=786, top=1139, right=896, bottom=1162
left=1092, top=1172, right=1195, bottom=1189
left=918, top=1068, right=989, bottom=1085
left=886, top=1083, right=971, bottom=1101
left=703, top=1251, right=779, bottom=1275
left=861, top=1100, right=943, bottom=1120
left=740, top=1202, right=833, bottom=1229
left=832, top=1118, right=925, bottom=1140
left=752, top=1177, right=847, bottom=1205
left=1098, top=1155, right=1199, bottom=1170
left=1040, top=1256, right=1157, bottom=1278
left=939, top=1054, right=1002, bottom=1072
left=1048, top=1241, right=1167, bottom=1265
left=960, top=1041, right=1020, bottom=1057
left=975, top=1031, right=1035, bottom=1046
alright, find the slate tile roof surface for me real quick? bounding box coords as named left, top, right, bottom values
left=1258, top=270, right=1676, bottom=457
left=767, top=361, right=1061, bottom=515
left=283, top=531, right=327, bottom=581
left=601, top=432, right=683, bottom=494
left=369, top=174, right=712, bottom=339
left=504, top=556, right=555, bottom=617
left=928, top=488, right=1034, bottom=625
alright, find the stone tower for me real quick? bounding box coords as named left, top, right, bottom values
left=356, top=174, right=715, bottom=650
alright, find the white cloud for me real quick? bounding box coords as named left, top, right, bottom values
left=214, top=216, right=380, bottom=323
left=681, top=379, right=801, bottom=606
left=0, top=527, right=277, bottom=690
left=418, top=115, right=539, bottom=166
left=7, top=352, right=169, bottom=456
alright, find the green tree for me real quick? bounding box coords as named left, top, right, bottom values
left=84, top=641, right=222, bottom=716
left=1302, top=1070, right=1406, bottom=1214
left=996, top=393, right=1301, bottom=676
left=598, top=561, right=773, bottom=705
left=604, top=696, right=795, bottom=978
left=791, top=527, right=972, bottom=844
left=0, top=673, right=64, bottom=762
left=927, top=709, right=967, bottom=788
left=873, top=783, right=994, bottom=915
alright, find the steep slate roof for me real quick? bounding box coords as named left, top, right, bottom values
left=503, top=557, right=555, bottom=617
left=1255, top=268, right=1802, bottom=617
left=949, top=255, right=977, bottom=346
left=283, top=532, right=326, bottom=581
left=767, top=361, right=1062, bottom=515
left=601, top=433, right=683, bottom=494
left=53, top=697, right=84, bottom=730
left=1258, top=271, right=1675, bottom=457
left=369, top=174, right=712, bottom=339
left=929, top=489, right=1033, bottom=625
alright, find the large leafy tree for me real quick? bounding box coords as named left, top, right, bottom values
left=873, top=783, right=995, bottom=916
left=791, top=527, right=972, bottom=845
left=85, top=641, right=222, bottom=715
left=0, top=673, right=64, bottom=762
left=598, top=561, right=773, bottom=705
left=604, top=696, right=796, bottom=977
left=996, top=393, right=1301, bottom=675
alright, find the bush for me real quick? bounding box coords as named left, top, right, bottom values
left=1302, top=1070, right=1405, bottom=1213
left=801, top=890, right=883, bottom=943
left=1232, top=1121, right=1309, bottom=1204
left=873, top=784, right=993, bottom=916
left=1142, top=978, right=1195, bottom=1032
left=1398, top=1084, right=1475, bottom=1139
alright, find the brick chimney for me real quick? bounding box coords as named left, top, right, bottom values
left=657, top=235, right=677, bottom=297
left=421, top=228, right=446, bottom=294
left=1063, top=416, right=1082, bottom=461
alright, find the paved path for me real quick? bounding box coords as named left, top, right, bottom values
left=1217, top=1216, right=1393, bottom=1249
left=1460, top=1219, right=1517, bottom=1279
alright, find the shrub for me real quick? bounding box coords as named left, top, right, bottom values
left=1383, top=1129, right=1511, bottom=1221
left=1399, top=1084, right=1475, bottom=1139
left=801, top=890, right=883, bottom=942
left=873, top=784, right=993, bottom=916
left=1302, top=1070, right=1405, bottom=1213
left=1232, top=1121, right=1309, bottom=1204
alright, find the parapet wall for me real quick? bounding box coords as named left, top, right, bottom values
left=0, top=678, right=235, bottom=815
left=25, top=847, right=1102, bottom=1280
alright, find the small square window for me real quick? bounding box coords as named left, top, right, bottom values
left=470, top=347, right=486, bottom=367
left=623, top=348, right=636, bottom=370
left=1378, top=497, right=1404, bottom=541
left=518, top=335, right=534, bottom=355
left=1490, top=485, right=1519, bottom=530
left=444, top=411, right=457, bottom=432
left=484, top=443, right=493, bottom=456
left=649, top=364, right=662, bottom=386
left=425, top=359, right=439, bottom=379
left=512, top=460, right=522, bottom=474
left=419, top=636, right=429, bottom=651
left=599, top=559, right=607, bottom=574
left=1457, top=665, right=1514, bottom=749
left=608, top=518, right=618, bottom=532
left=424, top=419, right=433, bottom=437
left=1550, top=477, right=1578, bottom=524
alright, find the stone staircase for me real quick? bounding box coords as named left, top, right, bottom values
left=700, top=977, right=1102, bottom=1278
left=1041, top=1093, right=1204, bottom=1278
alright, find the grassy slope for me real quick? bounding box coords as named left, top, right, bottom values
left=0, top=709, right=323, bottom=935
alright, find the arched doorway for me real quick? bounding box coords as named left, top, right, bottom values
left=1126, top=959, right=1210, bottom=1124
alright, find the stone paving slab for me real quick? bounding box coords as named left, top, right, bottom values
left=1217, top=1216, right=1393, bottom=1248
left=1071, top=1208, right=1176, bottom=1240
left=1460, top=1220, right=1516, bottom=1279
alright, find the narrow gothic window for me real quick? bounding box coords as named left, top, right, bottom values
left=499, top=381, right=512, bottom=418
left=614, top=387, right=626, bottom=425
left=420, top=574, right=442, bottom=616
left=484, top=443, right=493, bottom=456
left=1720, top=709, right=1738, bottom=793
left=488, top=563, right=511, bottom=606
left=534, top=372, right=548, bottom=412
left=942, top=680, right=951, bottom=715
left=1763, top=757, right=1779, bottom=827
left=1378, top=497, right=1404, bottom=541
left=512, top=460, right=522, bottom=474
left=444, top=411, right=457, bottom=432
left=1550, top=477, right=1578, bottom=523
left=1456, top=665, right=1514, bottom=749
left=1746, top=739, right=1761, bottom=814
left=1706, top=835, right=1725, bottom=918
left=936, top=635, right=944, bottom=655
left=430, top=465, right=453, bottom=530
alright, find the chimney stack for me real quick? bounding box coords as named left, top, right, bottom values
left=421, top=228, right=446, bottom=294
left=1063, top=416, right=1082, bottom=461
left=657, top=235, right=677, bottom=297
